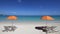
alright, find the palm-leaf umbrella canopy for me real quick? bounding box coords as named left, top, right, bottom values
left=41, top=16, right=54, bottom=20
left=7, top=16, right=17, bottom=20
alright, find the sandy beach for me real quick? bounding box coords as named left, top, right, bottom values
left=0, top=21, right=60, bottom=34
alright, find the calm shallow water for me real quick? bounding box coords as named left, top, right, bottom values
left=0, top=15, right=60, bottom=23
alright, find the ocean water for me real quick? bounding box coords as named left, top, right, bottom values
left=0, top=15, right=60, bottom=23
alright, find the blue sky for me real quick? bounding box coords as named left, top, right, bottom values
left=0, top=0, right=60, bottom=15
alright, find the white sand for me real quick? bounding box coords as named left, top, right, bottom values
left=0, top=21, right=60, bottom=34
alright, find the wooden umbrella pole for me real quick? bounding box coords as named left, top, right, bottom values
left=46, top=16, right=48, bottom=34
left=12, top=20, right=14, bottom=26
left=12, top=20, right=13, bottom=26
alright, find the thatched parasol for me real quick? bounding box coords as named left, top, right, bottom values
left=7, top=16, right=17, bottom=26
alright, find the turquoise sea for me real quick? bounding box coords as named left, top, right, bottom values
left=0, top=15, right=60, bottom=23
